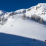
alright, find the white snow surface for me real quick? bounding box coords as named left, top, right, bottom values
left=0, top=3, right=46, bottom=44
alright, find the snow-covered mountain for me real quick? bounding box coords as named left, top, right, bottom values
left=0, top=3, right=46, bottom=46
left=26, top=3, right=46, bottom=21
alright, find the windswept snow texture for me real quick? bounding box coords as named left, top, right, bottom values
left=0, top=3, right=46, bottom=46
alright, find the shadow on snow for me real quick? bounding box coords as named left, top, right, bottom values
left=0, top=33, right=46, bottom=46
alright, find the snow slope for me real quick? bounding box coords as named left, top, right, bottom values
left=26, top=3, right=46, bottom=21
left=0, top=14, right=46, bottom=41
left=0, top=3, right=46, bottom=46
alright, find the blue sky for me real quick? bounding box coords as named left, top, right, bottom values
left=0, top=0, right=46, bottom=12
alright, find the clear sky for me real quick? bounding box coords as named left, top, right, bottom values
left=0, top=0, right=46, bottom=12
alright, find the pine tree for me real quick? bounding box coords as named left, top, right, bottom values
left=22, top=14, right=26, bottom=19
left=1, top=16, right=5, bottom=25
left=0, top=17, right=1, bottom=21
left=39, top=18, right=44, bottom=24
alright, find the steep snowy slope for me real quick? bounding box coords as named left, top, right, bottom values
left=26, top=3, right=46, bottom=21
left=0, top=3, right=46, bottom=46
